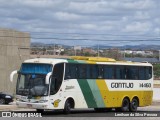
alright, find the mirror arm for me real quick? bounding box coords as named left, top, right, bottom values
left=10, top=70, right=18, bottom=82
left=45, top=72, right=52, bottom=84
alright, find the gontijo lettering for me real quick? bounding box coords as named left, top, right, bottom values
left=111, top=82, right=134, bottom=88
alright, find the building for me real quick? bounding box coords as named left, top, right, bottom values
left=0, top=28, right=30, bottom=94
left=124, top=57, right=160, bottom=64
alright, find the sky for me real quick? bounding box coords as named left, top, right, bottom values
left=0, top=0, right=160, bottom=46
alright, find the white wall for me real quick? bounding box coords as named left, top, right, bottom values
left=153, top=88, right=160, bottom=101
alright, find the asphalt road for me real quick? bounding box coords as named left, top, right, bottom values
left=0, top=105, right=159, bottom=120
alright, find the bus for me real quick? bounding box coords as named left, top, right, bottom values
left=10, top=56, right=153, bottom=113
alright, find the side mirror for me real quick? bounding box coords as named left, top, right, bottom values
left=10, top=70, right=18, bottom=82
left=45, top=72, right=52, bottom=84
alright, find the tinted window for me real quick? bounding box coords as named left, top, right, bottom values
left=98, top=65, right=103, bottom=79
left=104, top=66, right=115, bottom=79
left=139, top=67, right=146, bottom=80
left=78, top=64, right=87, bottom=79
left=90, top=65, right=98, bottom=79
left=50, top=63, right=64, bottom=95
left=64, top=63, right=152, bottom=80
left=65, top=63, right=77, bottom=79
left=126, top=66, right=138, bottom=80
left=116, top=66, right=125, bottom=79
left=146, top=67, right=152, bottom=79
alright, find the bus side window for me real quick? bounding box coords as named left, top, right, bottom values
left=65, top=63, right=71, bottom=79
left=90, top=65, right=98, bottom=79
left=78, top=64, right=87, bottom=79
left=98, top=65, right=104, bottom=79
left=65, top=63, right=77, bottom=79
left=146, top=67, right=152, bottom=80
left=70, top=64, right=77, bottom=79
left=51, top=63, right=64, bottom=95
left=115, top=66, right=125, bottom=79
left=139, top=67, right=145, bottom=80
left=127, top=66, right=138, bottom=80
left=104, top=65, right=115, bottom=79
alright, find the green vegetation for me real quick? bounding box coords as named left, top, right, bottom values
left=153, top=64, right=160, bottom=79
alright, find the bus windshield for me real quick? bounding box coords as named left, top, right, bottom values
left=16, top=63, right=52, bottom=97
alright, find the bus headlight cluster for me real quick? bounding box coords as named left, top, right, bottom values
left=38, top=100, right=48, bottom=103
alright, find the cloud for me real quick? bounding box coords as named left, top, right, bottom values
left=0, top=0, right=159, bottom=46
left=134, top=11, right=150, bottom=20
left=154, top=28, right=160, bottom=36
left=123, top=22, right=152, bottom=33
left=54, top=12, right=84, bottom=21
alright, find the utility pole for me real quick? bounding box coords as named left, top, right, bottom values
left=98, top=44, right=99, bottom=57
left=159, top=50, right=160, bottom=61
left=75, top=49, right=77, bottom=56
left=54, top=44, right=55, bottom=55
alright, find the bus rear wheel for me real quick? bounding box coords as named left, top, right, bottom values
left=121, top=98, right=130, bottom=112
left=130, top=98, right=138, bottom=112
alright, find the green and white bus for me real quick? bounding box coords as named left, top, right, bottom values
left=10, top=56, right=153, bottom=113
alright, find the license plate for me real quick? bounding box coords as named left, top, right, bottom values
left=27, top=104, right=32, bottom=108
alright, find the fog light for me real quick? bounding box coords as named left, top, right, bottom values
left=42, top=105, right=48, bottom=108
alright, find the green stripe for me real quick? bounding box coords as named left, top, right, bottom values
left=87, top=80, right=105, bottom=107
left=77, top=79, right=97, bottom=108
left=67, top=59, right=78, bottom=63
left=67, top=59, right=86, bottom=64
left=76, top=60, right=86, bottom=63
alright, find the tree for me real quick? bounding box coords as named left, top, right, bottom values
left=153, top=64, right=160, bottom=79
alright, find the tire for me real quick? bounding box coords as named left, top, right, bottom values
left=36, top=109, right=44, bottom=113
left=94, top=108, right=112, bottom=112
left=5, top=102, right=9, bottom=105
left=121, top=98, right=130, bottom=112
left=94, top=108, right=104, bottom=112
left=130, top=98, right=138, bottom=112
left=0, top=98, right=5, bottom=104
left=63, top=100, right=71, bottom=114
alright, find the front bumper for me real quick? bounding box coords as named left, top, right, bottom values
left=16, top=101, right=49, bottom=109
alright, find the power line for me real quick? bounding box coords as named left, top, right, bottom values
left=0, top=35, right=160, bottom=42
left=24, top=31, right=159, bottom=38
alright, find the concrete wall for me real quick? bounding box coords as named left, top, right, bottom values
left=0, top=28, right=30, bottom=94
left=153, top=88, right=160, bottom=101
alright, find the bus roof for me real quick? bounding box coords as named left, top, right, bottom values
left=23, top=57, right=152, bottom=66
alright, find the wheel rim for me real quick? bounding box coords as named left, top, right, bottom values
left=131, top=99, right=138, bottom=110
left=64, top=100, right=71, bottom=113
left=66, top=102, right=71, bottom=111
left=123, top=100, right=129, bottom=108
left=122, top=99, right=129, bottom=111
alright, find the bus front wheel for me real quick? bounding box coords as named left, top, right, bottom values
left=130, top=98, right=138, bottom=112
left=63, top=99, right=71, bottom=114
left=36, top=109, right=44, bottom=113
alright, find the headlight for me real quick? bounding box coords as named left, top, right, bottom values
left=5, top=95, right=12, bottom=98
left=38, top=100, right=48, bottom=103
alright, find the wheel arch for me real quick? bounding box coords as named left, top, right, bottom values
left=121, top=96, right=130, bottom=105
left=131, top=96, right=139, bottom=106
left=64, top=97, right=75, bottom=109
